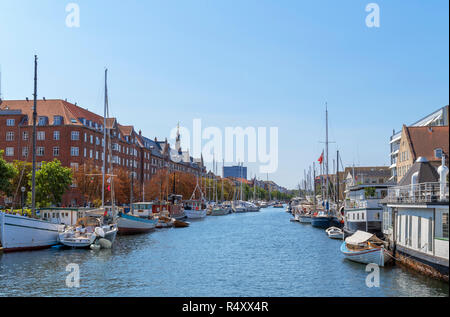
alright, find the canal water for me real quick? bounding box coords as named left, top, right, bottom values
left=0, top=207, right=448, bottom=297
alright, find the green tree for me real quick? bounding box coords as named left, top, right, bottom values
left=0, top=150, right=18, bottom=198
left=27, top=159, right=73, bottom=207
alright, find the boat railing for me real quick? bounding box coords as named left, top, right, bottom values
left=386, top=182, right=449, bottom=204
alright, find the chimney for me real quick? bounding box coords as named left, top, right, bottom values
left=26, top=97, right=29, bottom=102
left=139, top=130, right=142, bottom=136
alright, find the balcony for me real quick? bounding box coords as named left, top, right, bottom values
left=385, top=182, right=449, bottom=204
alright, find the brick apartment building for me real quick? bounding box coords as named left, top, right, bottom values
left=0, top=99, right=205, bottom=206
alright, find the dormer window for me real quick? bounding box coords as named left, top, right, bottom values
left=434, top=148, right=443, bottom=159
left=53, top=116, right=63, bottom=125
left=38, top=116, right=48, bottom=126
left=6, top=119, right=15, bottom=126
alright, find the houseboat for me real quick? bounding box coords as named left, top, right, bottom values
left=343, top=183, right=393, bottom=238
left=381, top=156, right=449, bottom=281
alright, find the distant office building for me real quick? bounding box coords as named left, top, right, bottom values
left=224, top=165, right=247, bottom=179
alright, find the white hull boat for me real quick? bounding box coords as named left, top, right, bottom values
left=326, top=226, right=344, bottom=240
left=0, top=212, right=63, bottom=252
left=298, top=215, right=312, bottom=223
left=210, top=208, right=229, bottom=216
left=340, top=230, right=390, bottom=267
left=185, top=209, right=207, bottom=219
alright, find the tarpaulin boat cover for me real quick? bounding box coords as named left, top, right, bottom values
left=345, top=230, right=374, bottom=245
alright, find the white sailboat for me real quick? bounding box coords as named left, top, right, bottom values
left=0, top=56, right=64, bottom=252
left=59, top=69, right=118, bottom=246
left=184, top=173, right=207, bottom=219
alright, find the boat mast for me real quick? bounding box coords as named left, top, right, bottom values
left=325, top=103, right=329, bottom=214
left=313, top=162, right=316, bottom=210
left=221, top=159, right=224, bottom=202
left=102, top=69, right=107, bottom=209
left=31, top=55, right=38, bottom=217
left=336, top=150, right=340, bottom=211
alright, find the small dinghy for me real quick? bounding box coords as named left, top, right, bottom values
left=326, top=226, right=343, bottom=239
left=340, top=230, right=391, bottom=267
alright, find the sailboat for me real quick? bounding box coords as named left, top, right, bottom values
left=60, top=69, right=118, bottom=245
left=311, top=104, right=332, bottom=229
left=184, top=173, right=207, bottom=219
left=210, top=160, right=230, bottom=216
left=0, top=56, right=64, bottom=252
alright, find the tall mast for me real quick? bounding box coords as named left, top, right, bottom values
left=336, top=150, right=340, bottom=211
left=313, top=162, right=316, bottom=210
left=325, top=103, right=329, bottom=213
left=102, top=69, right=107, bottom=208
left=31, top=55, right=38, bottom=216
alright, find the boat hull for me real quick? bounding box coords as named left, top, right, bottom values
left=340, top=242, right=389, bottom=267
left=311, top=216, right=331, bottom=228
left=117, top=214, right=156, bottom=235
left=210, top=209, right=229, bottom=216
left=298, top=215, right=312, bottom=223
left=0, top=212, right=63, bottom=252
left=185, top=209, right=207, bottom=219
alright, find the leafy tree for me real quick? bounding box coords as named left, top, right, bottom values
left=10, top=160, right=32, bottom=207
left=27, top=159, right=73, bottom=207
left=0, top=150, right=18, bottom=198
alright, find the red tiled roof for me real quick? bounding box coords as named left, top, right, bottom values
left=405, top=125, right=449, bottom=162
left=0, top=99, right=83, bottom=126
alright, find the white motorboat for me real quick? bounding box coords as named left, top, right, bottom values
left=298, top=214, right=312, bottom=223
left=184, top=200, right=207, bottom=219
left=0, top=212, right=64, bottom=252
left=340, top=230, right=391, bottom=267
left=326, top=226, right=344, bottom=239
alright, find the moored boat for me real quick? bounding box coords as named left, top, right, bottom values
left=340, top=230, right=390, bottom=266
left=0, top=212, right=64, bottom=252
left=298, top=214, right=312, bottom=224
left=326, top=226, right=344, bottom=239
left=311, top=211, right=332, bottom=228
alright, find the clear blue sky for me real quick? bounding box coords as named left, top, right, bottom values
left=1, top=0, right=448, bottom=189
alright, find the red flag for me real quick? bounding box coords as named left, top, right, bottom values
left=318, top=151, right=324, bottom=164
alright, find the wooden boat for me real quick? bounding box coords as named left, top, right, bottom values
left=340, top=230, right=390, bottom=266
left=174, top=219, right=189, bottom=228
left=326, top=226, right=343, bottom=239
left=273, top=203, right=284, bottom=208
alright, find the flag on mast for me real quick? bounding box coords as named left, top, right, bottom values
left=318, top=151, right=324, bottom=164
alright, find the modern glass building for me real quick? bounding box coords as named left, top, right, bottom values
left=223, top=165, right=247, bottom=179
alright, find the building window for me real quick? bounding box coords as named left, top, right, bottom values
left=22, top=147, right=28, bottom=157
left=23, top=131, right=28, bottom=140
left=38, top=116, right=48, bottom=126
left=37, top=131, right=45, bottom=141
left=6, top=119, right=15, bottom=126
left=53, top=147, right=59, bottom=157
left=53, top=131, right=60, bottom=140
left=53, top=116, right=63, bottom=125
left=6, top=132, right=14, bottom=141
left=84, top=133, right=87, bottom=142
left=443, top=213, right=449, bottom=239
left=90, top=149, right=93, bottom=158
left=71, top=131, right=80, bottom=141
left=96, top=137, right=100, bottom=145
left=90, top=135, right=93, bottom=144
left=71, top=147, right=79, bottom=156
left=37, top=147, right=45, bottom=156
left=84, top=148, right=87, bottom=157
left=5, top=147, right=14, bottom=156
left=434, top=148, right=443, bottom=159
